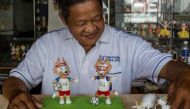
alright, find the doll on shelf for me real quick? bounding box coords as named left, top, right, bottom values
left=52, top=58, right=78, bottom=104
left=178, top=23, right=189, bottom=38
left=91, top=57, right=118, bottom=105
left=159, top=21, right=171, bottom=38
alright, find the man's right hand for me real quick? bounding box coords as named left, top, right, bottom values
left=8, top=92, right=42, bottom=109
left=2, top=77, right=42, bottom=109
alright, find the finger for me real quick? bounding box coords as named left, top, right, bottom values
left=12, top=103, right=19, bottom=109
left=18, top=101, right=28, bottom=109
left=168, top=83, right=175, bottom=103
left=32, top=96, right=43, bottom=108
left=22, top=94, right=37, bottom=109
left=7, top=104, right=12, bottom=109
left=184, top=102, right=190, bottom=109
left=171, top=89, right=183, bottom=109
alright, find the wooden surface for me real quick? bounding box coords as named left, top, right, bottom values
left=0, top=94, right=166, bottom=109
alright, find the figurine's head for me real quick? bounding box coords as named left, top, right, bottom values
left=163, top=21, right=168, bottom=24
left=53, top=58, right=70, bottom=78
left=95, top=57, right=112, bottom=77
left=181, top=23, right=187, bottom=31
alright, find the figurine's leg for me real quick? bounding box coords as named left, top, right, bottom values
left=66, top=96, right=72, bottom=104
left=59, top=96, right=64, bottom=104
left=52, top=92, right=57, bottom=98
left=105, top=96, right=111, bottom=105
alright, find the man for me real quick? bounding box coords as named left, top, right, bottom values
left=2, top=0, right=190, bottom=109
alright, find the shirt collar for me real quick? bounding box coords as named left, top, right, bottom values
left=98, top=25, right=111, bottom=43
left=64, top=27, right=74, bottom=40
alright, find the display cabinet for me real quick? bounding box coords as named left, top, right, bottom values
left=109, top=0, right=190, bottom=57
left=34, top=0, right=48, bottom=38
left=0, top=0, right=35, bottom=66
left=108, top=0, right=190, bottom=93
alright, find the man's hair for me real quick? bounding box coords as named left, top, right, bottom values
left=54, top=0, right=103, bottom=21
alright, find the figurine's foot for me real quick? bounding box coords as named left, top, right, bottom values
left=66, top=100, right=72, bottom=104
left=52, top=93, right=56, bottom=98
left=59, top=100, right=64, bottom=104
left=106, top=99, right=111, bottom=105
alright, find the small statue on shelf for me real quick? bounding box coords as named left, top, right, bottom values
left=15, top=45, right=21, bottom=61
left=172, top=21, right=179, bottom=38
left=159, top=21, right=171, bottom=38
left=91, top=57, right=117, bottom=105
left=52, top=58, right=78, bottom=104
left=140, top=24, right=147, bottom=37
left=20, top=44, right=26, bottom=58
left=178, top=23, right=189, bottom=38
left=11, top=45, right=16, bottom=60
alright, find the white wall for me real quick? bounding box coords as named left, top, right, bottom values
left=48, top=0, right=65, bottom=32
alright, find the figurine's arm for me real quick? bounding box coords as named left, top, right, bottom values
left=67, top=77, right=79, bottom=83
left=166, top=21, right=172, bottom=26
left=91, top=76, right=100, bottom=80
left=159, top=22, right=164, bottom=27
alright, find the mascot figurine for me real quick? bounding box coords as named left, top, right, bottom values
left=52, top=58, right=78, bottom=104
left=91, top=57, right=117, bottom=105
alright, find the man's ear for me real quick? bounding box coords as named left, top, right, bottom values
left=59, top=14, right=67, bottom=25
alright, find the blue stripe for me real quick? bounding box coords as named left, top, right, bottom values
left=108, top=72, right=122, bottom=75
left=152, top=56, right=172, bottom=82
left=10, top=71, right=33, bottom=89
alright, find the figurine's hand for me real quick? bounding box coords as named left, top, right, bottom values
left=74, top=79, right=79, bottom=83
left=8, top=92, right=42, bottom=109
left=91, top=77, right=95, bottom=80
left=168, top=70, right=190, bottom=109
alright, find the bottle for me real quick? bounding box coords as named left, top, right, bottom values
left=181, top=41, right=189, bottom=63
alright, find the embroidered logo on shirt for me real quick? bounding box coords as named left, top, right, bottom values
left=99, top=55, right=120, bottom=62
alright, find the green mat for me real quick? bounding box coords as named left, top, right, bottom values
left=41, top=96, right=125, bottom=109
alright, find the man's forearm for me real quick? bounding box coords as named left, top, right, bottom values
left=159, top=60, right=190, bottom=81
left=2, top=76, right=28, bottom=101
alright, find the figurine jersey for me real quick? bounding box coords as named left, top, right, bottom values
left=52, top=58, right=78, bottom=104
left=95, top=76, right=112, bottom=95
left=53, top=77, right=73, bottom=95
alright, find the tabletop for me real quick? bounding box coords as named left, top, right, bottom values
left=0, top=94, right=166, bottom=109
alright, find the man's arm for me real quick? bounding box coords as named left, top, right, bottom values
left=159, top=60, right=190, bottom=81
left=159, top=60, right=190, bottom=109
left=2, top=77, right=42, bottom=109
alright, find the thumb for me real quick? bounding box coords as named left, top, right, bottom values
left=32, top=96, right=43, bottom=108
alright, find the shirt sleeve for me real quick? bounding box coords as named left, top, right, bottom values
left=10, top=35, right=48, bottom=90
left=130, top=36, right=172, bottom=84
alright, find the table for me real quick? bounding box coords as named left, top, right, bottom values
left=0, top=94, right=166, bottom=109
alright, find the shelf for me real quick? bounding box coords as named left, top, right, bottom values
left=12, top=37, right=35, bottom=42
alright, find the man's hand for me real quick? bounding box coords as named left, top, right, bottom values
left=159, top=60, right=190, bottom=109
left=168, top=70, right=190, bottom=109
left=2, top=77, right=42, bottom=109
left=8, top=92, right=42, bottom=109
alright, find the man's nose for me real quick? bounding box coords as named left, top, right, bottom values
left=85, top=22, right=96, bottom=33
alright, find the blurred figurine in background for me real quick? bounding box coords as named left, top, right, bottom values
left=91, top=57, right=117, bottom=105
left=11, top=45, right=16, bottom=60
left=52, top=58, right=78, bottom=104
left=178, top=23, right=189, bottom=38
left=159, top=21, right=171, bottom=38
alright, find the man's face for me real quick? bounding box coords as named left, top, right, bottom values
left=64, top=0, right=105, bottom=50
